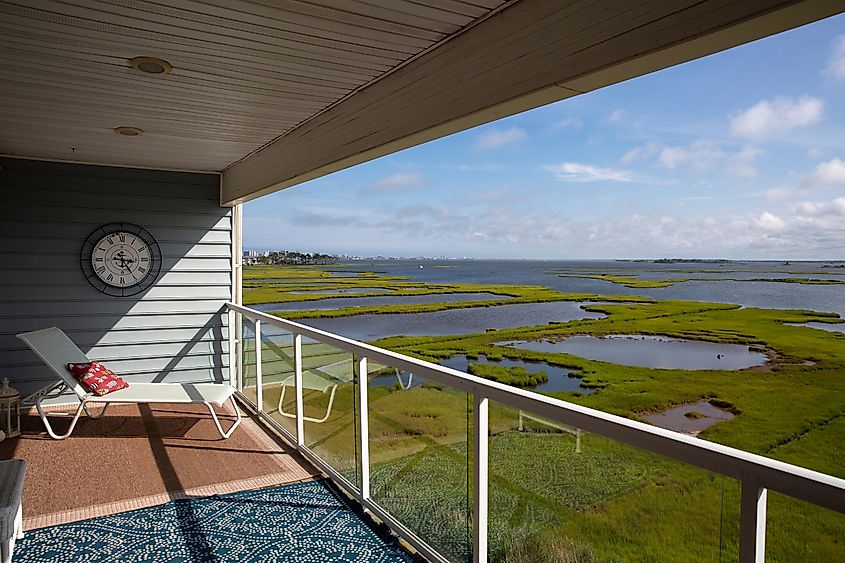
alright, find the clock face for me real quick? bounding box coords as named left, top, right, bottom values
left=81, top=223, right=161, bottom=297
left=91, top=231, right=151, bottom=288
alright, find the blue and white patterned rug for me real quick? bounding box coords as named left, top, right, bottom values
left=15, top=480, right=414, bottom=562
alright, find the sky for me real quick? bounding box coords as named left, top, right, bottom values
left=244, top=15, right=845, bottom=260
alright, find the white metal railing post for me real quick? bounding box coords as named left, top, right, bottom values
left=227, top=308, right=236, bottom=388
left=234, top=312, right=242, bottom=391
left=358, top=355, right=370, bottom=499
left=472, top=394, right=489, bottom=563
left=740, top=473, right=767, bottom=563
left=294, top=333, right=304, bottom=446
left=254, top=320, right=263, bottom=411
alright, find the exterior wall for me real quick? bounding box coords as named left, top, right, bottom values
left=0, top=157, right=231, bottom=398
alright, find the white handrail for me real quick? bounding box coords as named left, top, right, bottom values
left=226, top=302, right=844, bottom=511
left=226, top=302, right=844, bottom=562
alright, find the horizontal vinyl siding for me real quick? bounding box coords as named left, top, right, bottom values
left=0, top=157, right=232, bottom=398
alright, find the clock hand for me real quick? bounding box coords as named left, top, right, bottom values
left=113, top=251, right=131, bottom=269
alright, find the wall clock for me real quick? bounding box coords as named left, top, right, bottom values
left=80, top=223, right=162, bottom=297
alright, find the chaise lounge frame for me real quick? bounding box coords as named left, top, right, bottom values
left=17, top=327, right=241, bottom=440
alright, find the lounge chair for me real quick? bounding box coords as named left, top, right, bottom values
left=16, top=327, right=241, bottom=440
left=277, top=356, right=354, bottom=424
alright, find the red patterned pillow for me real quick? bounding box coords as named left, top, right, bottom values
left=66, top=361, right=129, bottom=396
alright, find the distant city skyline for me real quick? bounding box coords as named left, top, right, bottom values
left=245, top=15, right=845, bottom=260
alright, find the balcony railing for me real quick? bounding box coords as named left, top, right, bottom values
left=225, top=302, right=845, bottom=563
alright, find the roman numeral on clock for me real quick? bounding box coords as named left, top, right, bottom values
left=85, top=225, right=158, bottom=295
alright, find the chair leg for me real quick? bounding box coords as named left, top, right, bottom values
left=35, top=396, right=86, bottom=440
left=278, top=384, right=338, bottom=424
left=83, top=402, right=109, bottom=419
left=394, top=369, right=414, bottom=390
left=205, top=396, right=242, bottom=439
left=278, top=384, right=294, bottom=418
left=304, top=386, right=338, bottom=424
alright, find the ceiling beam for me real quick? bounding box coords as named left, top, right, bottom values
left=221, top=0, right=843, bottom=206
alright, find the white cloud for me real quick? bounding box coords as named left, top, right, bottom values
left=807, top=147, right=827, bottom=160
left=762, top=158, right=845, bottom=203
left=658, top=146, right=688, bottom=169
left=620, top=141, right=660, bottom=164
left=370, top=172, right=424, bottom=191
left=650, top=139, right=761, bottom=177
left=804, top=158, right=845, bottom=188
left=755, top=212, right=786, bottom=231
left=730, top=146, right=764, bottom=178
left=550, top=117, right=583, bottom=131
left=796, top=198, right=845, bottom=217
left=474, top=127, right=526, bottom=150
left=826, top=35, right=845, bottom=78
left=730, top=96, right=823, bottom=140
left=444, top=163, right=506, bottom=173
left=659, top=139, right=725, bottom=171
left=765, top=186, right=795, bottom=203
left=543, top=162, right=634, bottom=183
left=605, top=109, right=625, bottom=124
left=252, top=191, right=845, bottom=258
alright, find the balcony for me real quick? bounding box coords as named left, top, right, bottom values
left=2, top=399, right=410, bottom=562
left=2, top=2, right=844, bottom=561
left=6, top=303, right=842, bottom=562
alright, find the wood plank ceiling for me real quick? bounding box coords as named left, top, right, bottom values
left=0, top=0, right=508, bottom=172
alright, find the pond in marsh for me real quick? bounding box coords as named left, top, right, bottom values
left=499, top=334, right=768, bottom=370
left=251, top=292, right=512, bottom=312
left=296, top=301, right=608, bottom=341
left=641, top=400, right=735, bottom=434
left=441, top=354, right=590, bottom=393
left=287, top=287, right=396, bottom=295
left=786, top=322, right=845, bottom=334
left=368, top=354, right=591, bottom=394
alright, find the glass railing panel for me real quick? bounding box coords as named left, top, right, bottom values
left=257, top=323, right=297, bottom=436
left=765, top=491, right=844, bottom=562
left=486, top=403, right=738, bottom=562
left=367, top=361, right=470, bottom=563
left=239, top=316, right=257, bottom=406
left=300, top=336, right=360, bottom=489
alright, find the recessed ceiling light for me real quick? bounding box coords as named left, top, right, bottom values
left=129, top=56, right=172, bottom=74
left=114, top=126, right=144, bottom=137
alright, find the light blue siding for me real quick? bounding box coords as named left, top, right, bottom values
left=0, top=157, right=232, bottom=397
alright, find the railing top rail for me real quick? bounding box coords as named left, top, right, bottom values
left=226, top=302, right=845, bottom=514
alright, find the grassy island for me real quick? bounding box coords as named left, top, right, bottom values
left=467, top=363, right=549, bottom=387
left=555, top=271, right=845, bottom=288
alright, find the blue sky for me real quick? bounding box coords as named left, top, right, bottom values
left=245, top=15, right=845, bottom=260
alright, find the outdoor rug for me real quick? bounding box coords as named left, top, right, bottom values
left=14, top=479, right=414, bottom=562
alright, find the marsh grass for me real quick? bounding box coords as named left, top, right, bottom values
left=240, top=264, right=845, bottom=561
left=467, top=363, right=549, bottom=387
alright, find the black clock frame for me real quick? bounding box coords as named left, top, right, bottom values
left=80, top=222, right=162, bottom=297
